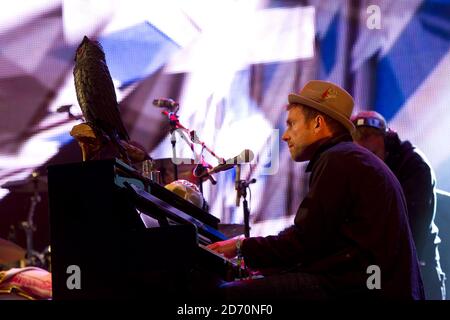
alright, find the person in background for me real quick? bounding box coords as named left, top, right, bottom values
left=207, top=81, right=424, bottom=300
left=352, top=111, right=446, bottom=300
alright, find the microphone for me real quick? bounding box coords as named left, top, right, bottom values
left=193, top=163, right=206, bottom=178
left=152, top=98, right=179, bottom=109
left=56, top=104, right=73, bottom=113
left=208, top=149, right=254, bottom=175
left=55, top=104, right=80, bottom=120
left=193, top=163, right=217, bottom=185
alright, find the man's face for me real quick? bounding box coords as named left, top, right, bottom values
left=282, top=107, right=318, bottom=162
left=353, top=130, right=386, bottom=161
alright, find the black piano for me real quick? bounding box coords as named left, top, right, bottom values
left=48, top=159, right=244, bottom=300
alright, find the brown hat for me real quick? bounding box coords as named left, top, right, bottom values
left=288, top=80, right=355, bottom=132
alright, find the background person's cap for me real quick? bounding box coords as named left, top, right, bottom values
left=351, top=111, right=387, bottom=133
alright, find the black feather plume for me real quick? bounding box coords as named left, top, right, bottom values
left=73, top=35, right=130, bottom=142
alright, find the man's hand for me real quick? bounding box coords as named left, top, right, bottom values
left=207, top=238, right=239, bottom=259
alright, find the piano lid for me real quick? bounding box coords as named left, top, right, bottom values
left=125, top=182, right=227, bottom=243
left=113, top=158, right=221, bottom=229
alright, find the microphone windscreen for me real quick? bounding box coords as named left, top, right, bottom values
left=240, top=149, right=254, bottom=163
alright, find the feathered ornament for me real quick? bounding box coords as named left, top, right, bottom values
left=73, top=35, right=130, bottom=162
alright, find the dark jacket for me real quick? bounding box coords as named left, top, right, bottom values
left=385, top=132, right=438, bottom=265
left=241, top=134, right=424, bottom=300
left=384, top=132, right=443, bottom=299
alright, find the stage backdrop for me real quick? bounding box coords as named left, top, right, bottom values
left=1, top=0, right=449, bottom=240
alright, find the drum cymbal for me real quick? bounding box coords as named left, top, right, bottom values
left=1, top=175, right=48, bottom=193
left=150, top=158, right=200, bottom=185
left=0, top=237, right=25, bottom=264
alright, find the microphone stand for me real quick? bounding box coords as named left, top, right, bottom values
left=161, top=109, right=223, bottom=190
left=20, top=172, right=45, bottom=267
left=167, top=110, right=180, bottom=181
left=236, top=177, right=256, bottom=238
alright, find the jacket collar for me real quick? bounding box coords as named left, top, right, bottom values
left=305, top=133, right=353, bottom=172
